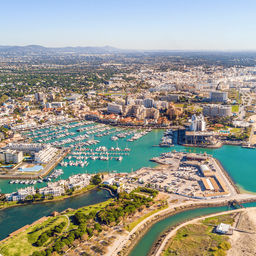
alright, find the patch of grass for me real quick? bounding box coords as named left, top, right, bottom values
left=202, top=213, right=235, bottom=226
left=232, top=105, right=239, bottom=113
left=0, top=216, right=67, bottom=256
left=229, top=89, right=241, bottom=104
left=174, top=104, right=184, bottom=108
left=0, top=201, right=18, bottom=210
left=0, top=199, right=113, bottom=256
left=230, top=127, right=241, bottom=134
left=163, top=213, right=234, bottom=256
left=27, top=216, right=67, bottom=244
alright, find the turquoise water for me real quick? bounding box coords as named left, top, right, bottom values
left=186, top=145, right=256, bottom=193
left=0, top=189, right=111, bottom=240
left=129, top=202, right=256, bottom=256
left=0, top=126, right=256, bottom=193
left=0, top=123, right=255, bottom=252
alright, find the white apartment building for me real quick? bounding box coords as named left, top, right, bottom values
left=35, top=92, right=45, bottom=102
left=203, top=105, right=232, bottom=117
left=45, top=102, right=65, bottom=109
left=0, top=149, right=23, bottom=164
left=34, top=146, right=58, bottom=164
left=7, top=143, right=58, bottom=164
left=210, top=91, right=228, bottom=102
left=154, top=101, right=168, bottom=109
left=135, top=99, right=144, bottom=105
left=39, top=186, right=65, bottom=197
left=143, top=98, right=154, bottom=108
left=7, top=143, right=45, bottom=153
left=190, top=114, right=206, bottom=132
left=6, top=186, right=35, bottom=201
left=107, top=103, right=123, bottom=114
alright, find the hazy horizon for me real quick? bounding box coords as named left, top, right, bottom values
left=3, top=44, right=256, bottom=53
left=2, top=0, right=256, bottom=51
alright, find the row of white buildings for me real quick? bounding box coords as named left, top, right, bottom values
left=6, top=143, right=58, bottom=164
left=0, top=149, right=23, bottom=164
left=6, top=173, right=91, bottom=201
left=34, top=146, right=58, bottom=164
left=203, top=104, right=232, bottom=117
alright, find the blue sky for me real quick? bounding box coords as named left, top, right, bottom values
left=1, top=0, right=256, bottom=50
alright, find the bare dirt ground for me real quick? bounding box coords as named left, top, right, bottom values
left=227, top=208, right=256, bottom=256
left=248, top=115, right=256, bottom=145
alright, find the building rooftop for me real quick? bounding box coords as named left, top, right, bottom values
left=216, top=223, right=231, bottom=234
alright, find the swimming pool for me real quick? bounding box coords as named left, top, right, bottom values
left=18, top=165, right=43, bottom=172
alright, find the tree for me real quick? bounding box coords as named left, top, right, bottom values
left=33, top=193, right=42, bottom=201
left=0, top=95, right=8, bottom=105
left=25, top=195, right=33, bottom=202
left=90, top=174, right=102, bottom=185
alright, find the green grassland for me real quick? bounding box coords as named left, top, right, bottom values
left=228, top=89, right=241, bottom=104
left=0, top=216, right=67, bottom=256
left=231, top=105, right=239, bottom=113
left=0, top=200, right=112, bottom=256
left=230, top=127, right=241, bottom=134
left=163, top=213, right=235, bottom=256
left=0, top=187, right=158, bottom=256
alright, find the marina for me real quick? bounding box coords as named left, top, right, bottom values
left=0, top=121, right=256, bottom=195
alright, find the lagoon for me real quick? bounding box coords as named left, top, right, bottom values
left=0, top=189, right=111, bottom=241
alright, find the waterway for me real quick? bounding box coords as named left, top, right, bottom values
left=129, top=201, right=256, bottom=256
left=0, top=125, right=256, bottom=193
left=0, top=122, right=255, bottom=249
left=0, top=189, right=111, bottom=241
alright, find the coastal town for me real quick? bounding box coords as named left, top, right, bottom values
left=0, top=47, right=256, bottom=256
left=2, top=0, right=256, bottom=255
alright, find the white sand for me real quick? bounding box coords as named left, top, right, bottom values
left=227, top=208, right=256, bottom=256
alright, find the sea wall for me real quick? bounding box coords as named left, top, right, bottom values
left=214, top=158, right=240, bottom=194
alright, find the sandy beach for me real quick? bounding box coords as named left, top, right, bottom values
left=227, top=208, right=256, bottom=256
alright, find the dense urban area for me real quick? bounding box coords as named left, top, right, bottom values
left=0, top=47, right=256, bottom=256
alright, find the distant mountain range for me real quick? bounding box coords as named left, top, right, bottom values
left=1, top=45, right=256, bottom=58
left=0, top=45, right=129, bottom=55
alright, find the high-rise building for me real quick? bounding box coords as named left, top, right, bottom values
left=35, top=92, right=46, bottom=102
left=190, top=114, right=206, bottom=131
left=125, top=96, right=134, bottom=106
left=203, top=105, right=232, bottom=117
left=107, top=103, right=123, bottom=114
left=143, top=98, right=154, bottom=108
left=210, top=91, right=228, bottom=102
left=0, top=149, right=23, bottom=164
